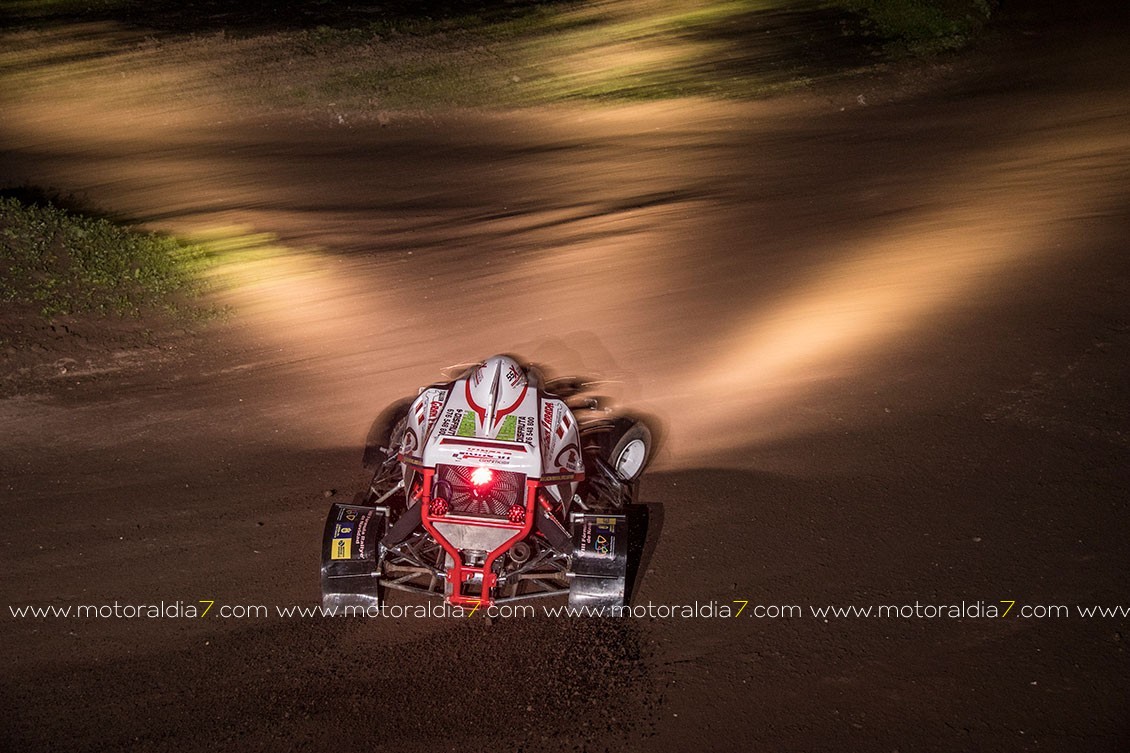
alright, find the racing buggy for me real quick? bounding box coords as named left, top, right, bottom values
left=320, top=354, right=652, bottom=611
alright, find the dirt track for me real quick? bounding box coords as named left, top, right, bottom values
left=2, top=3, right=1129, bottom=751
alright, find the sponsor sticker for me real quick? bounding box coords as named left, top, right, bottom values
left=438, top=408, right=463, bottom=436
left=554, top=442, right=581, bottom=472
left=450, top=448, right=513, bottom=465
left=331, top=537, right=352, bottom=560
left=581, top=518, right=617, bottom=559
left=516, top=416, right=536, bottom=445
left=402, top=428, right=419, bottom=454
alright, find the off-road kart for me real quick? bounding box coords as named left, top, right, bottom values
left=320, top=354, right=652, bottom=611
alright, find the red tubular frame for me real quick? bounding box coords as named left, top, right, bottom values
left=418, top=468, right=540, bottom=608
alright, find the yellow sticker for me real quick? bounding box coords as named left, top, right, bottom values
left=331, top=537, right=352, bottom=560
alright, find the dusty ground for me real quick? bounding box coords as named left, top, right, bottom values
left=2, top=2, right=1129, bottom=751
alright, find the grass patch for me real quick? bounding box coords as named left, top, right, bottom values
left=830, top=0, right=994, bottom=54
left=1, top=0, right=995, bottom=114
left=233, top=0, right=882, bottom=110
left=2, top=1, right=888, bottom=111
left=0, top=0, right=582, bottom=36
left=0, top=194, right=213, bottom=317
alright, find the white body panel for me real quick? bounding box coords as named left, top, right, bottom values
left=398, top=356, right=583, bottom=488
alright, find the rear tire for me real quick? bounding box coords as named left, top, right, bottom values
left=362, top=397, right=413, bottom=471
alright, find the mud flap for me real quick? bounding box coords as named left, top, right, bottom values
left=568, top=512, right=628, bottom=610
left=320, top=503, right=387, bottom=610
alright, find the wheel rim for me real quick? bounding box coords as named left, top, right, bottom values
left=614, top=438, right=647, bottom=479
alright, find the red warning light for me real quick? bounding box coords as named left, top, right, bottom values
left=470, top=466, right=494, bottom=487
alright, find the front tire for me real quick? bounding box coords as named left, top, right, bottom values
left=608, top=421, right=652, bottom=481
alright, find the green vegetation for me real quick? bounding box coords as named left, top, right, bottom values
left=1, top=0, right=997, bottom=112
left=0, top=195, right=212, bottom=317
left=832, top=0, right=995, bottom=54
left=232, top=0, right=994, bottom=108
left=228, top=0, right=879, bottom=109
